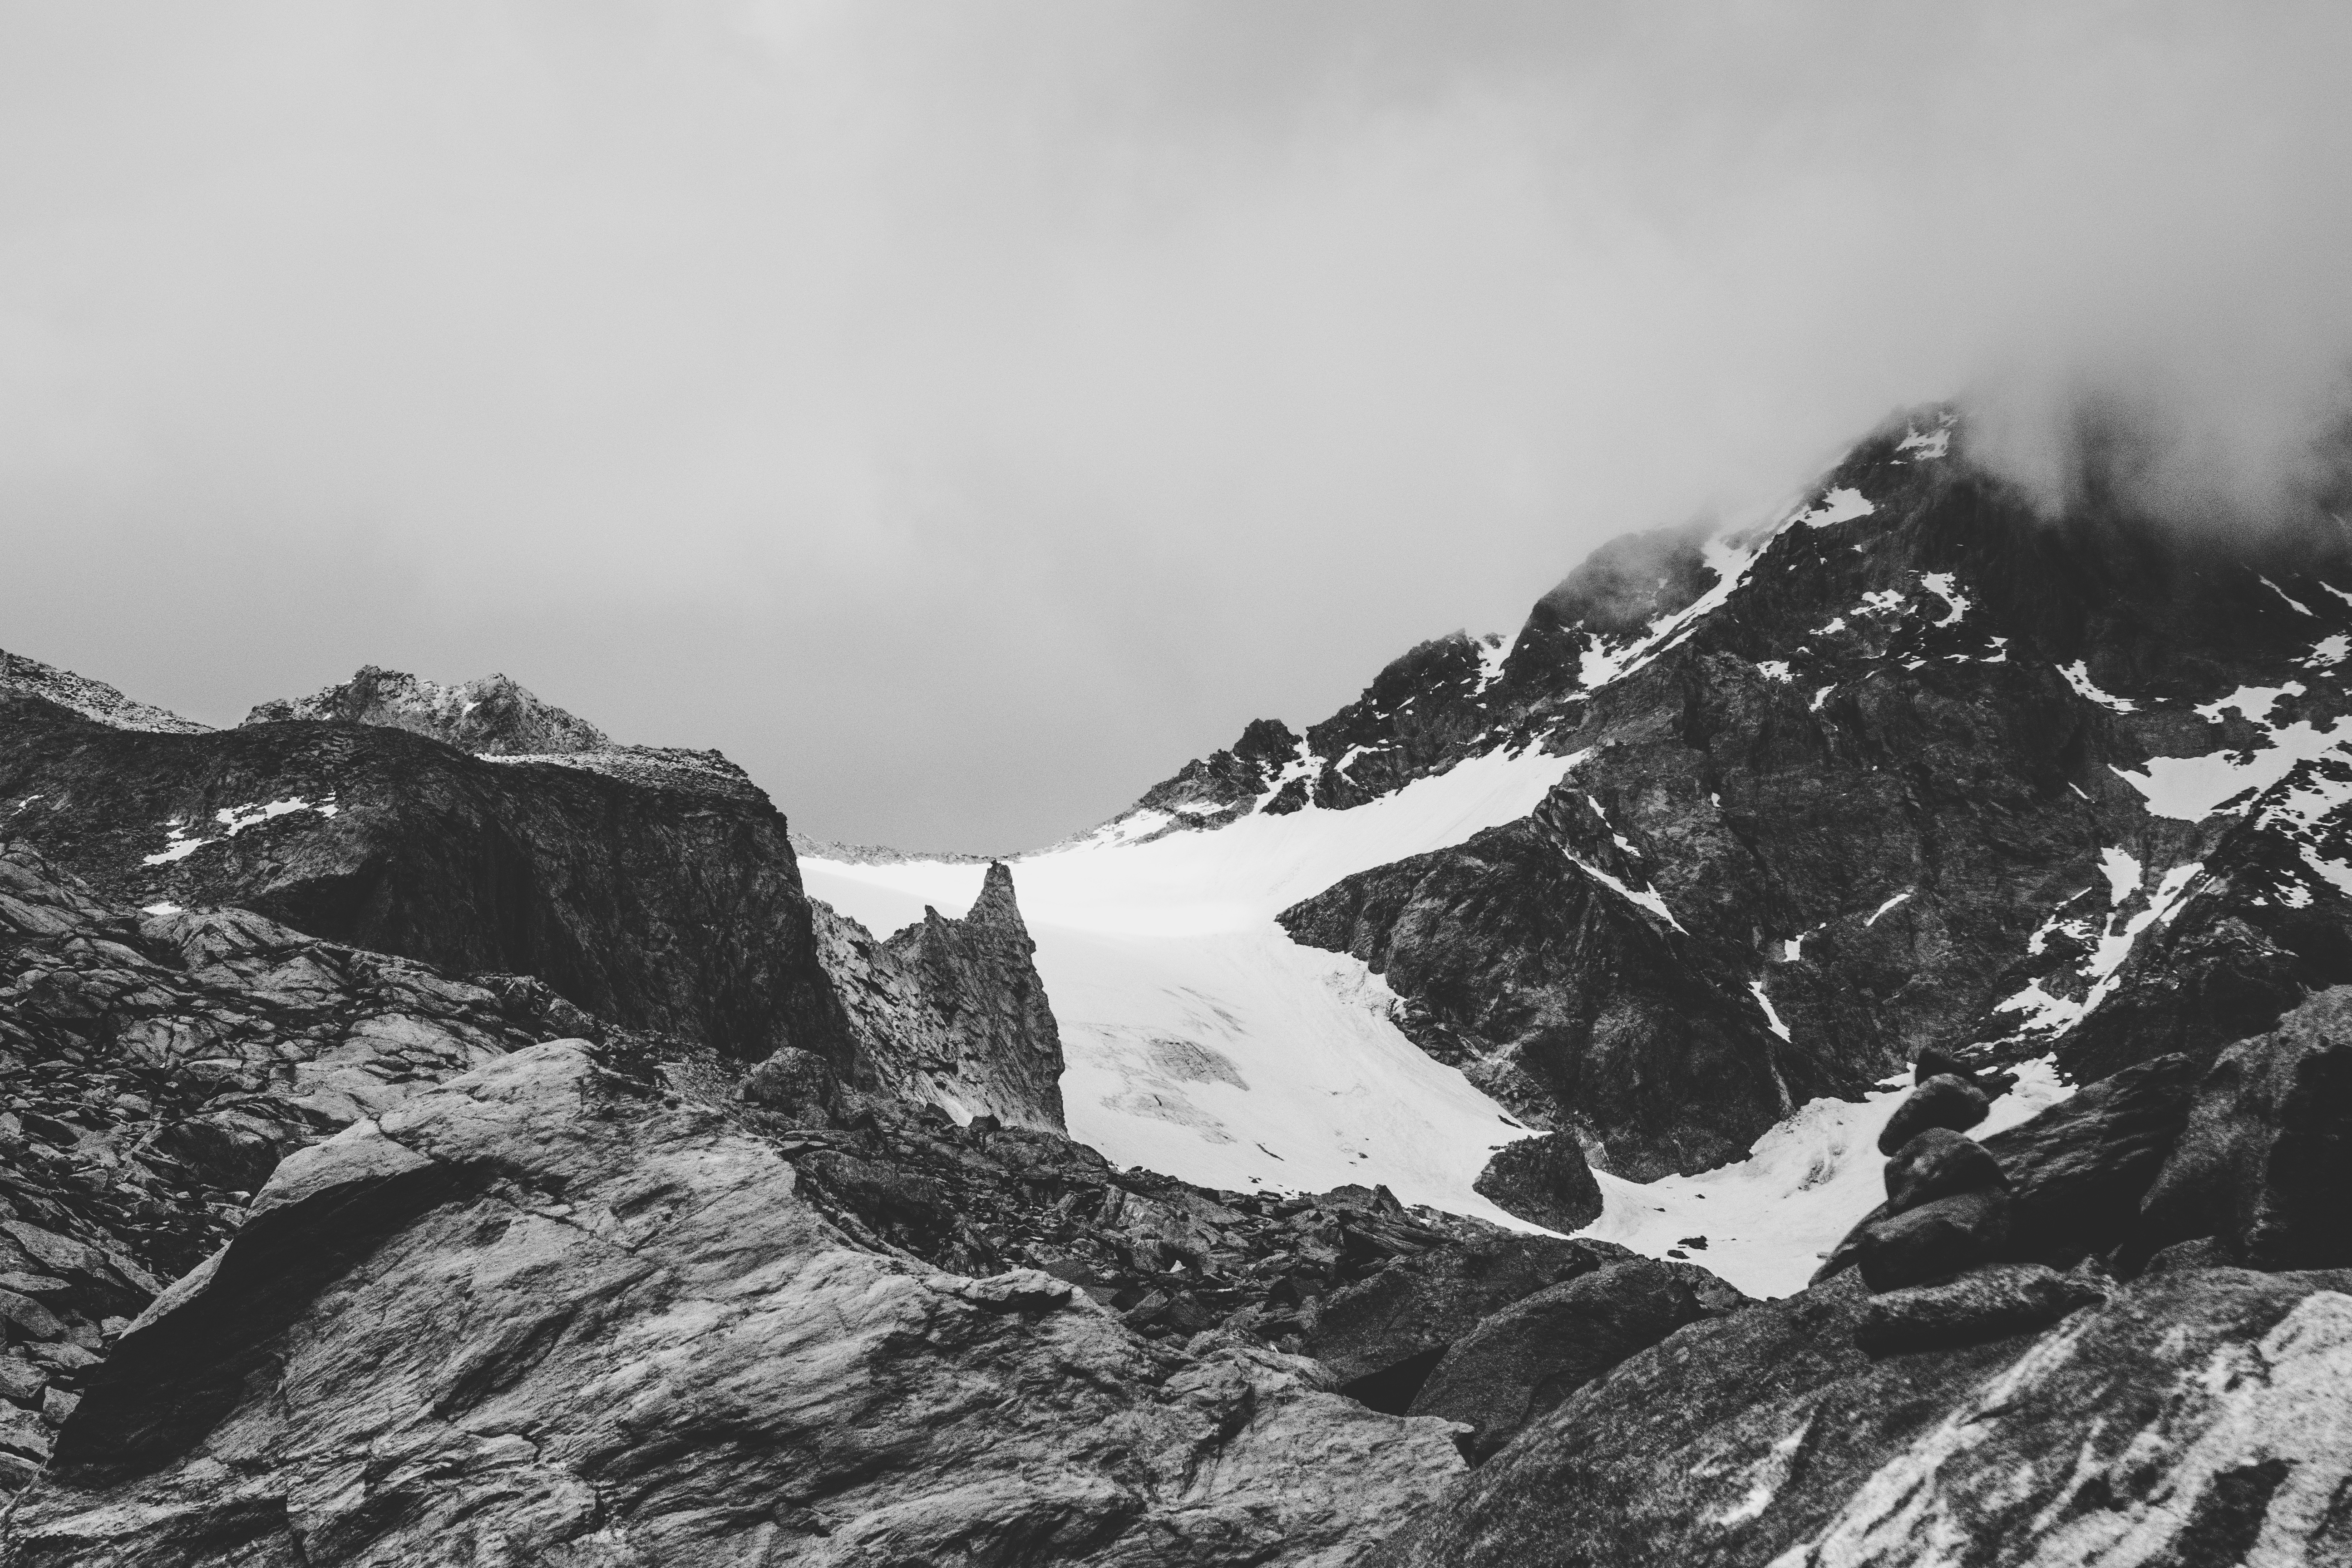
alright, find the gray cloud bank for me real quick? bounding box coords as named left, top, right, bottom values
left=2, top=2, right=2347, bottom=848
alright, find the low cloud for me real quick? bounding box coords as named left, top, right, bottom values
left=3, top=2, right=2347, bottom=845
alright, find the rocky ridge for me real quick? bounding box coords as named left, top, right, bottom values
left=1109, top=408, right=2352, bottom=1181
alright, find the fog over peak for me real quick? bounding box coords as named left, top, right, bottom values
left=3, top=2, right=2348, bottom=848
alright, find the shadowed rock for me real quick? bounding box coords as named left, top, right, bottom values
left=1877, top=1074, right=1991, bottom=1154
left=1854, top=1262, right=2106, bottom=1355
left=1855, top=1188, right=2012, bottom=1292
left=1408, top=1258, right=1743, bottom=1460
left=1473, top=1131, right=1603, bottom=1233
left=1884, top=1127, right=2007, bottom=1213
left=2137, top=986, right=2352, bottom=1271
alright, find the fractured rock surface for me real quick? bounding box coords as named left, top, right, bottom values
left=14, top=1043, right=1470, bottom=1567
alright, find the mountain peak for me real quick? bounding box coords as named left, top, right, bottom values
left=242, top=665, right=611, bottom=755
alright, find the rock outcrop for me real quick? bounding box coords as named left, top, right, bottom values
left=0, top=688, right=850, bottom=1069
left=2135, top=986, right=2352, bottom=1272
left=12, top=1042, right=1472, bottom=1566
left=1406, top=1258, right=1745, bottom=1460
left=0, top=841, right=611, bottom=1493
left=808, top=861, right=1067, bottom=1131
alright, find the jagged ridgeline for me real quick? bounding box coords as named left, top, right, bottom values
left=0, top=402, right=2348, bottom=1564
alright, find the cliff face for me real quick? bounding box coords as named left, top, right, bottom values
left=0, top=692, right=848, bottom=1068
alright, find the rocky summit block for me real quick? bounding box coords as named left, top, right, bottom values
left=14, top=1042, right=1470, bottom=1567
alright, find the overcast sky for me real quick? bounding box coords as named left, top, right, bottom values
left=4, top=3, right=2349, bottom=849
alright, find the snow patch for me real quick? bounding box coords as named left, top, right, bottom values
left=141, top=795, right=340, bottom=867
left=2261, top=575, right=2316, bottom=616
left=1919, top=572, right=1969, bottom=626
left=1865, top=890, right=1912, bottom=926
left=2112, top=716, right=2352, bottom=822
left=2059, top=661, right=2138, bottom=713
left=1797, top=488, right=1876, bottom=529
left=1896, top=422, right=1952, bottom=459
left=1756, top=660, right=1794, bottom=683
left=1748, top=980, right=1792, bottom=1041
left=1579, top=1058, right=2072, bottom=1298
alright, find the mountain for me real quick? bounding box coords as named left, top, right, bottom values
left=4, top=404, right=2352, bottom=1563
left=806, top=405, right=2352, bottom=1272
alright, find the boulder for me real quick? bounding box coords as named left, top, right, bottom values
left=1883, top=1127, right=2007, bottom=1213
left=1854, top=1188, right=2012, bottom=1292
left=1303, top=1231, right=1632, bottom=1413
left=1472, top=1131, right=1604, bottom=1233
left=741, top=1045, right=837, bottom=1122
left=1876, top=1074, right=1990, bottom=1154
left=2136, top=986, right=2352, bottom=1271
left=1854, top=1262, right=2106, bottom=1354
left=1407, top=1259, right=1742, bottom=1460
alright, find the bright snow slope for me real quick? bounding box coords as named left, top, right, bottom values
left=800, top=745, right=1577, bottom=1233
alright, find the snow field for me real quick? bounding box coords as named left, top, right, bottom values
left=1583, top=1058, right=2071, bottom=1299
left=802, top=744, right=1583, bottom=1226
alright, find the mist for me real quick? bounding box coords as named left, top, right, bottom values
left=3, top=2, right=2348, bottom=848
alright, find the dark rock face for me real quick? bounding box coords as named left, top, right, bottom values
left=0, top=691, right=848, bottom=1067
left=13, top=1044, right=1470, bottom=1566
left=0, top=842, right=606, bottom=1491
left=1980, top=1051, right=2203, bottom=1267
left=1471, top=1131, right=1602, bottom=1232
left=1882, top=1126, right=2007, bottom=1212
left=810, top=862, right=1067, bottom=1131
left=1277, top=793, right=1852, bottom=1179
left=1852, top=1261, right=2105, bottom=1355
left=1875, top=1073, right=1990, bottom=1153
left=1299, top=1231, right=1634, bottom=1409
left=2137, top=985, right=2352, bottom=1270
left=1373, top=1267, right=2352, bottom=1568
left=1407, top=1258, right=1741, bottom=1460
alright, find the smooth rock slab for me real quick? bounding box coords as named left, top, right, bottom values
left=14, top=1043, right=1466, bottom=1567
